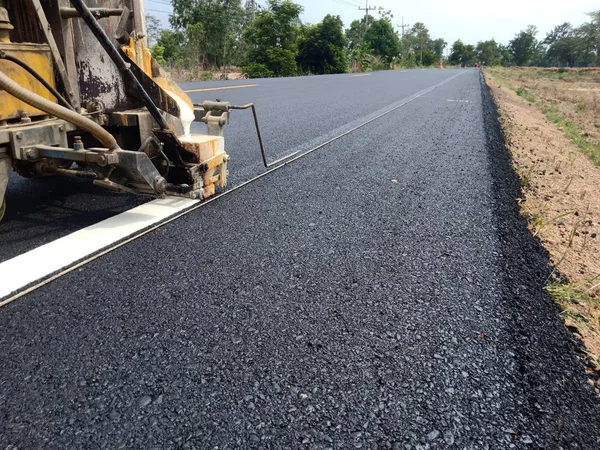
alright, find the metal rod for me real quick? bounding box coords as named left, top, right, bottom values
left=60, top=7, right=124, bottom=19
left=54, top=168, right=97, bottom=179
left=230, top=103, right=297, bottom=168
left=67, top=0, right=170, bottom=131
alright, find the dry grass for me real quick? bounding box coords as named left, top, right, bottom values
left=487, top=67, right=600, bottom=164
left=168, top=66, right=247, bottom=82
left=485, top=67, right=600, bottom=383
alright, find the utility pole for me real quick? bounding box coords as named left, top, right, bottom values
left=397, top=17, right=410, bottom=38
left=246, top=0, right=256, bottom=21
left=358, top=0, right=376, bottom=31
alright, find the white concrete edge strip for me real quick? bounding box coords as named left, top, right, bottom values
left=0, top=70, right=468, bottom=307
left=0, top=197, right=199, bottom=304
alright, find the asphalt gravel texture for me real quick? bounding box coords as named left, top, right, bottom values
left=1, top=69, right=600, bottom=449
left=1, top=70, right=459, bottom=262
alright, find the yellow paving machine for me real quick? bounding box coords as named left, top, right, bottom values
left=0, top=0, right=244, bottom=221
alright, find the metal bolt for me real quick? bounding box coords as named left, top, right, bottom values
left=58, top=125, right=65, bottom=132
left=25, top=149, right=37, bottom=160
left=15, top=132, right=23, bottom=140
left=73, top=136, right=83, bottom=151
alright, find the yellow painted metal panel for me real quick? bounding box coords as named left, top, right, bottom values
left=0, top=42, right=55, bottom=121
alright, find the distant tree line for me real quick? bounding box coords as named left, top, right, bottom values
left=147, top=1, right=600, bottom=77
left=449, top=12, right=600, bottom=67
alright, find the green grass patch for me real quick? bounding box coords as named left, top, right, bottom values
left=515, top=86, right=536, bottom=103
left=544, top=105, right=600, bottom=166
left=546, top=280, right=600, bottom=334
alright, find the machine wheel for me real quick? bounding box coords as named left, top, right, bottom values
left=0, top=198, right=5, bottom=222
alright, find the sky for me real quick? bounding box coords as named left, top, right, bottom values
left=144, top=0, right=599, bottom=48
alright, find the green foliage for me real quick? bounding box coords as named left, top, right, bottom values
left=401, top=52, right=417, bottom=68
left=449, top=40, right=476, bottom=66
left=345, top=18, right=365, bottom=51
left=515, top=87, right=535, bottom=102
left=297, top=15, right=348, bottom=74
left=509, top=25, right=543, bottom=66
left=364, top=15, right=400, bottom=64
left=151, top=45, right=166, bottom=65
left=476, top=40, right=502, bottom=66
left=399, top=23, right=444, bottom=67
left=157, top=0, right=599, bottom=79
left=170, top=0, right=246, bottom=67
left=155, top=30, right=185, bottom=65
left=241, top=63, right=274, bottom=78
left=544, top=104, right=600, bottom=165
left=243, top=0, right=303, bottom=77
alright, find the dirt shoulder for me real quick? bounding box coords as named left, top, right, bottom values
left=484, top=68, right=600, bottom=381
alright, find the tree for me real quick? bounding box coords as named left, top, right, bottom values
left=499, top=44, right=513, bottom=66
left=242, top=0, right=303, bottom=77
left=145, top=14, right=162, bottom=46
left=400, top=23, right=440, bottom=66
left=543, top=23, right=579, bottom=67
left=509, top=26, right=541, bottom=66
left=449, top=40, right=476, bottom=66
left=297, top=15, right=348, bottom=74
left=409, top=23, right=431, bottom=65
left=346, top=18, right=367, bottom=51
left=154, top=29, right=185, bottom=65
left=170, top=0, right=246, bottom=67
left=476, top=40, right=501, bottom=66
left=364, top=14, right=400, bottom=64
left=432, top=38, right=447, bottom=61
left=576, top=11, right=600, bottom=66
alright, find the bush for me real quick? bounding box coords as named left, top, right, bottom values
left=241, top=63, right=274, bottom=79
left=365, top=54, right=390, bottom=71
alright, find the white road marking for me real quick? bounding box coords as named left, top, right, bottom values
left=447, top=99, right=471, bottom=103
left=183, top=84, right=258, bottom=93
left=0, top=197, right=198, bottom=304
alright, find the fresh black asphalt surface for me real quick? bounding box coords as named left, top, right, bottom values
left=1, top=70, right=600, bottom=448
left=1, top=69, right=460, bottom=262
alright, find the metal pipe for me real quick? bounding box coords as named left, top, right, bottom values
left=54, top=167, right=98, bottom=179
left=0, top=70, right=119, bottom=151
left=0, top=52, right=75, bottom=110
left=60, top=7, right=124, bottom=19
left=68, top=0, right=170, bottom=130
left=230, top=103, right=297, bottom=168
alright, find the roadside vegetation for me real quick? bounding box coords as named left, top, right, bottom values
left=485, top=67, right=600, bottom=379
left=147, top=2, right=600, bottom=80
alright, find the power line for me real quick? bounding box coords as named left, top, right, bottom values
left=146, top=8, right=172, bottom=14
left=331, top=0, right=362, bottom=6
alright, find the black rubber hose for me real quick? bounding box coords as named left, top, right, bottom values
left=0, top=52, right=75, bottom=111
left=68, top=0, right=170, bottom=130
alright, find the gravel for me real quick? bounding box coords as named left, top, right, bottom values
left=0, top=70, right=598, bottom=449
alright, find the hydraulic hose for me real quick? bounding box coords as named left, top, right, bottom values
left=0, top=70, right=119, bottom=151
left=0, top=51, right=75, bottom=111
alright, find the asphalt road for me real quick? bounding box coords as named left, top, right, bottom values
left=1, top=70, right=599, bottom=449
left=1, top=69, right=460, bottom=263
